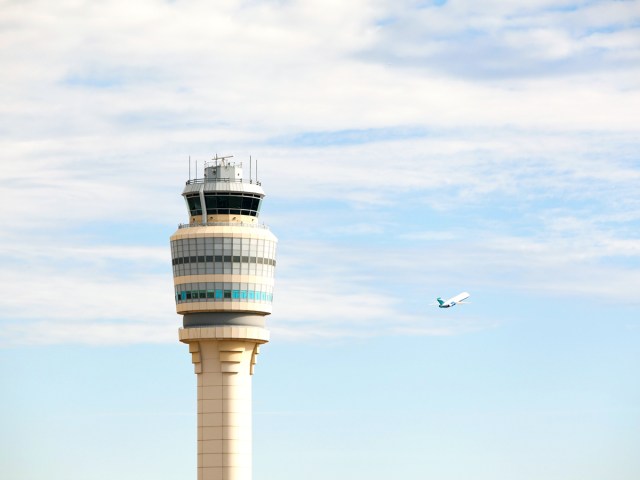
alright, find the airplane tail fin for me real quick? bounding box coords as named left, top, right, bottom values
left=436, top=297, right=444, bottom=306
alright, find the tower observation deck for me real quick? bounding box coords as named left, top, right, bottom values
left=170, top=155, right=277, bottom=480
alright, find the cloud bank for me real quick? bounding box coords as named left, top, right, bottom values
left=1, top=0, right=639, bottom=344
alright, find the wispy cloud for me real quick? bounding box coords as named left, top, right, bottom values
left=366, top=0, right=640, bottom=79
left=269, top=126, right=427, bottom=147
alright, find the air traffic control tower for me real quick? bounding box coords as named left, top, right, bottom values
left=170, top=155, right=277, bottom=480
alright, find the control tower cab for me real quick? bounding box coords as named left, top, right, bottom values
left=170, top=155, right=278, bottom=328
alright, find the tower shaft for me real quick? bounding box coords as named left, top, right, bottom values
left=180, top=327, right=268, bottom=480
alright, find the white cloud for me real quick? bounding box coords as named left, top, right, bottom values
left=270, top=275, right=496, bottom=340
left=0, top=266, right=173, bottom=322
left=503, top=28, right=578, bottom=60
left=575, top=1, right=640, bottom=28
left=2, top=0, right=639, bottom=143
left=1, top=320, right=177, bottom=346
left=584, top=29, right=640, bottom=60
left=1, top=0, right=639, bottom=345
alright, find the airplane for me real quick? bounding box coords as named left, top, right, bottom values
left=433, top=291, right=470, bottom=308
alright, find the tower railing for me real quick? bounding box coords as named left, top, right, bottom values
left=185, top=178, right=262, bottom=186
left=178, top=221, right=270, bottom=229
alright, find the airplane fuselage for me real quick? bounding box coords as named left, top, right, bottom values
left=436, top=292, right=469, bottom=308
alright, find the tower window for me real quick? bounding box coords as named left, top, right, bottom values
left=186, top=194, right=202, bottom=216
left=203, top=193, right=262, bottom=217
left=175, top=283, right=273, bottom=305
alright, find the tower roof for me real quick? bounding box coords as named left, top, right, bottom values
left=183, top=155, right=264, bottom=197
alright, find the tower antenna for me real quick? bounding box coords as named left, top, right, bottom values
left=189, top=155, right=191, bottom=181
left=249, top=155, right=252, bottom=183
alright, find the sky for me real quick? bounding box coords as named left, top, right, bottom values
left=1, top=0, right=639, bottom=479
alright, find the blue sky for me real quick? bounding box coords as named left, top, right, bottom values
left=1, top=0, right=639, bottom=479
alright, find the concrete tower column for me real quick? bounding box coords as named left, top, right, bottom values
left=180, top=327, right=269, bottom=480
